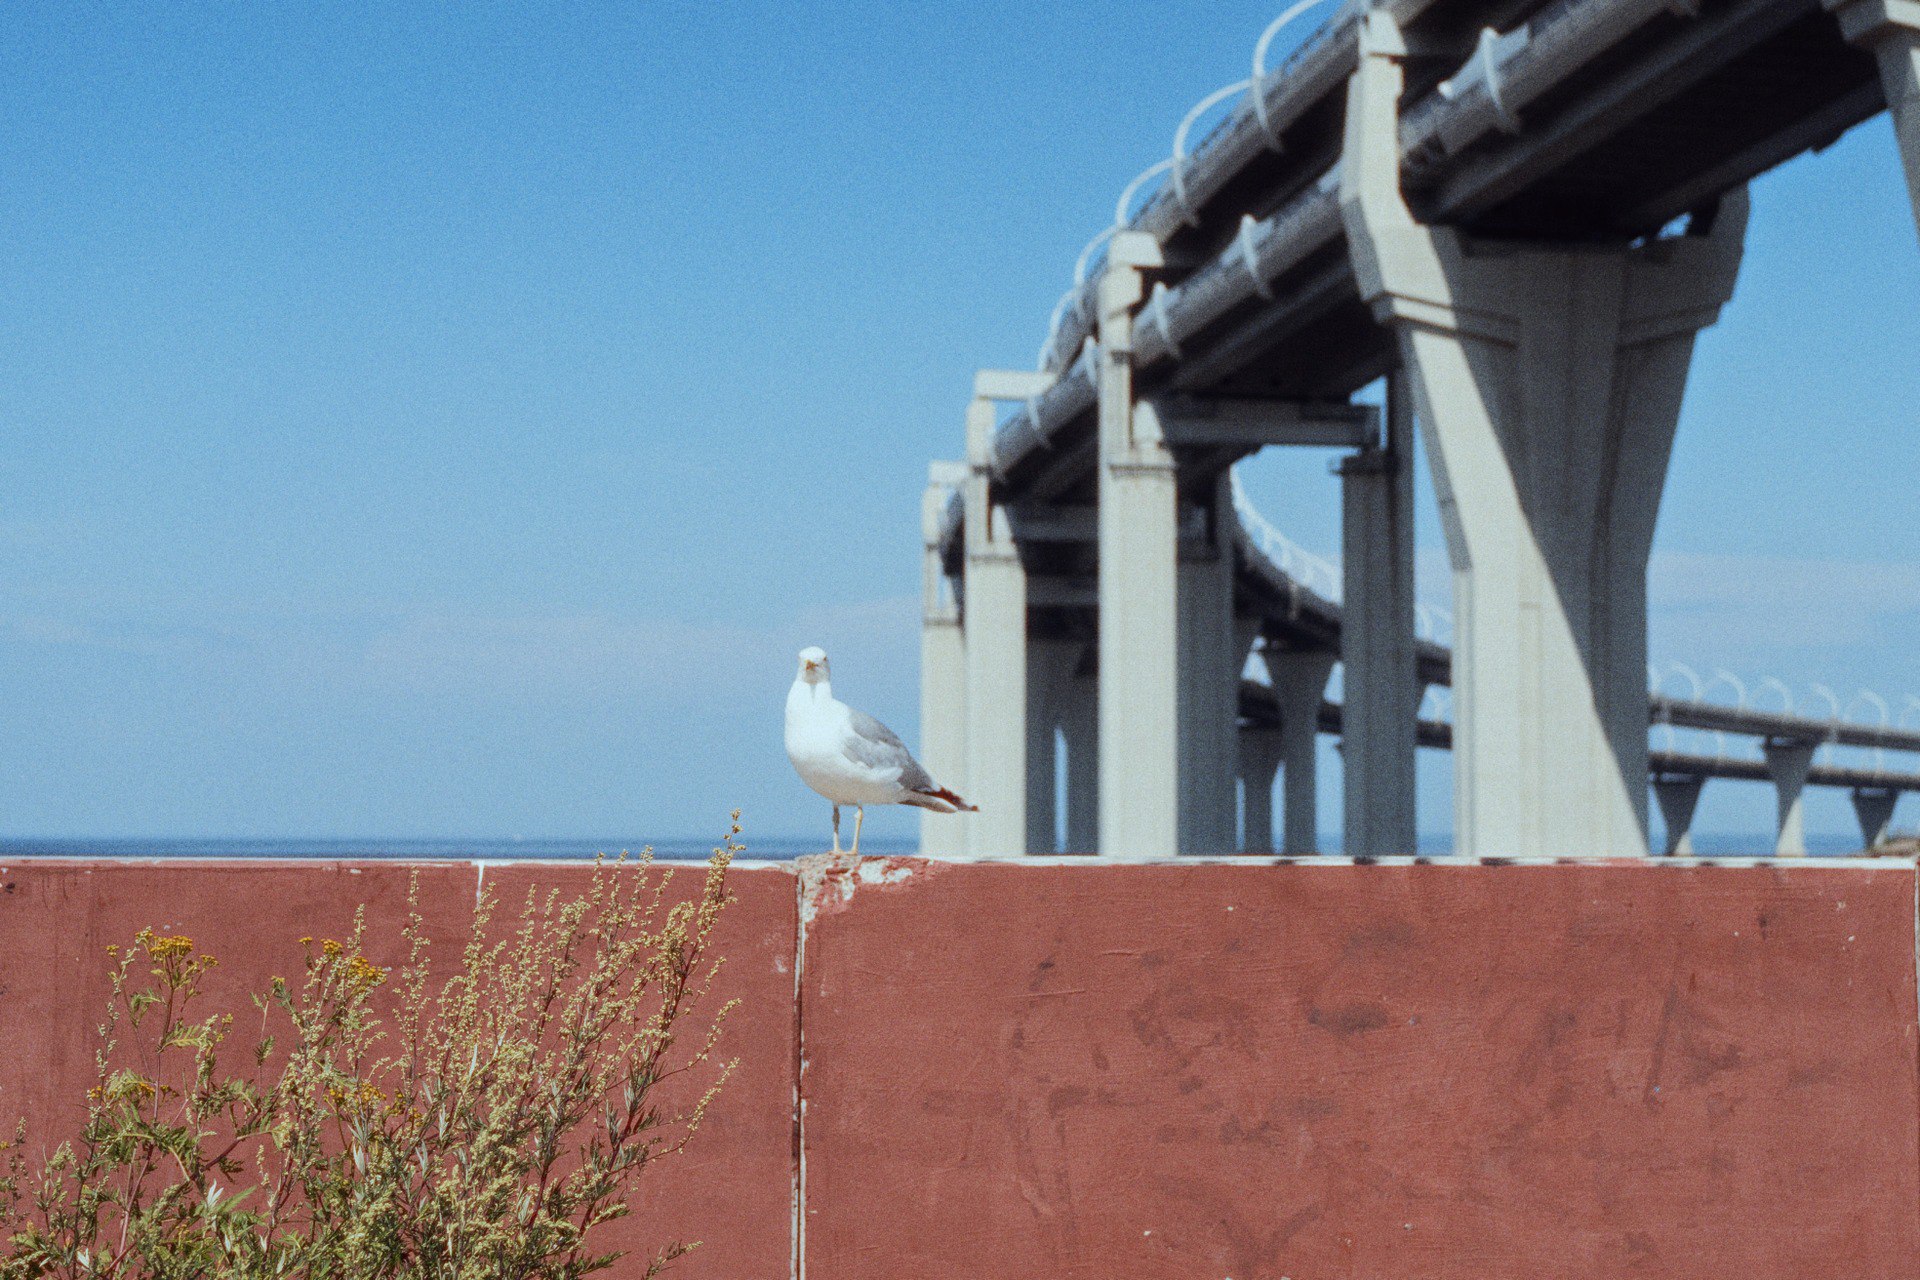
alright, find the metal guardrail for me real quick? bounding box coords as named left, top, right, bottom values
left=1226, top=481, right=1916, bottom=768
left=1238, top=683, right=1920, bottom=793
left=1226, top=467, right=1342, bottom=604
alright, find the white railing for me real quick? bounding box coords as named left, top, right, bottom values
left=1039, top=0, right=1349, bottom=371
left=1650, top=661, right=1918, bottom=772
left=1229, top=464, right=1452, bottom=643
left=1227, top=466, right=1342, bottom=602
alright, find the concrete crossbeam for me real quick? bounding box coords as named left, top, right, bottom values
left=973, top=369, right=1058, bottom=402
left=1150, top=396, right=1379, bottom=450
left=1025, top=577, right=1099, bottom=609
left=1007, top=504, right=1206, bottom=545
left=1006, top=505, right=1098, bottom=544
left=1341, top=18, right=1747, bottom=857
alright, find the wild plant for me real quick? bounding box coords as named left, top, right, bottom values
left=0, top=821, right=742, bottom=1280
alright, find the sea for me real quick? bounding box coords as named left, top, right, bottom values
left=0, top=833, right=1880, bottom=860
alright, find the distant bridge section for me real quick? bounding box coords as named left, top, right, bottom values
left=919, top=0, right=1920, bottom=859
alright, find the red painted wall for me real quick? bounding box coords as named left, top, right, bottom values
left=1, top=858, right=1915, bottom=1279
left=800, top=859, right=1919, bottom=1279
left=0, top=861, right=797, bottom=1280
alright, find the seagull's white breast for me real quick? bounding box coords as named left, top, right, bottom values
left=785, top=680, right=909, bottom=806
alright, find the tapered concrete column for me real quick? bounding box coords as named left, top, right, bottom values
left=1176, top=482, right=1244, bottom=854
left=1264, top=648, right=1337, bottom=855
left=1096, top=232, right=1177, bottom=859
left=1341, top=20, right=1747, bottom=857
left=1852, top=786, right=1900, bottom=849
left=919, top=462, right=969, bottom=857
left=963, top=396, right=1026, bottom=857
left=1238, top=727, right=1286, bottom=854
left=1652, top=775, right=1706, bottom=856
left=1339, top=369, right=1419, bottom=856
left=1060, top=666, right=1099, bottom=852
left=1025, top=640, right=1082, bottom=854
left=1764, top=739, right=1818, bottom=857
left=1826, top=0, right=1920, bottom=230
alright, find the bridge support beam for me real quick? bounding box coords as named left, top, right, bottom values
left=1238, top=727, right=1286, bottom=854
left=1339, top=367, right=1420, bottom=856
left=963, top=395, right=1028, bottom=857
left=1177, top=482, right=1254, bottom=854
left=919, top=463, right=969, bottom=857
left=1096, top=234, right=1179, bottom=859
left=1764, top=739, right=1818, bottom=857
left=1652, top=774, right=1707, bottom=856
left=1025, top=641, right=1083, bottom=854
left=1266, top=648, right=1337, bottom=855
left=1827, top=0, right=1920, bottom=231
left=1341, top=20, right=1747, bottom=857
left=1061, top=666, right=1099, bottom=852
left=1852, top=786, right=1900, bottom=850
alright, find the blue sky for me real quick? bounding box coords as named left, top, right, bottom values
left=3, top=3, right=1915, bottom=848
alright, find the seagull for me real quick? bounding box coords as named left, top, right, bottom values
left=784, top=645, right=975, bottom=855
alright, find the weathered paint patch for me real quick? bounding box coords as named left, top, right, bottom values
left=797, top=853, right=945, bottom=923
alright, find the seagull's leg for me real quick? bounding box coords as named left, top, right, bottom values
left=852, top=805, right=865, bottom=857
left=831, top=805, right=841, bottom=854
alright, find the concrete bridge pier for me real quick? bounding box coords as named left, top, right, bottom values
left=1177, top=479, right=1260, bottom=854
left=1852, top=786, right=1901, bottom=849
left=1096, top=233, right=1179, bottom=858
left=1060, top=665, right=1099, bottom=852
left=1341, top=16, right=1748, bottom=857
left=1652, top=774, right=1707, bottom=856
left=1827, top=0, right=1920, bottom=229
left=919, top=462, right=969, bottom=857
left=961, top=371, right=1060, bottom=856
left=1024, top=640, right=1085, bottom=854
left=961, top=392, right=1026, bottom=856
left=1265, top=646, right=1338, bottom=855
left=1338, top=367, right=1419, bottom=856
left=1238, top=725, right=1286, bottom=854
left=1764, top=738, right=1819, bottom=857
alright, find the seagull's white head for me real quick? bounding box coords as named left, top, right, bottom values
left=796, top=646, right=830, bottom=686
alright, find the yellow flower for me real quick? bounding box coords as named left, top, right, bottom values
left=345, top=955, right=387, bottom=989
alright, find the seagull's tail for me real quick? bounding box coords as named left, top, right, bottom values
left=906, top=786, right=978, bottom=814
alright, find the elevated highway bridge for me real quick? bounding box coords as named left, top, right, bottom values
left=918, top=0, right=1920, bottom=858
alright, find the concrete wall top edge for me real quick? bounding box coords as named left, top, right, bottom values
left=0, top=857, right=795, bottom=872
left=860, top=854, right=1917, bottom=871
left=0, top=854, right=1911, bottom=873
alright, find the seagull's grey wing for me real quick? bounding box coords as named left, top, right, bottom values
left=845, top=708, right=937, bottom=791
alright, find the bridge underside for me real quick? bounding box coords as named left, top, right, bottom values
left=920, top=0, right=1920, bottom=859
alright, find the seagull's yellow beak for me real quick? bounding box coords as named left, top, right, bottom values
left=804, top=660, right=819, bottom=673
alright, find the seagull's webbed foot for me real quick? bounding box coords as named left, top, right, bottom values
left=831, top=804, right=842, bottom=855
